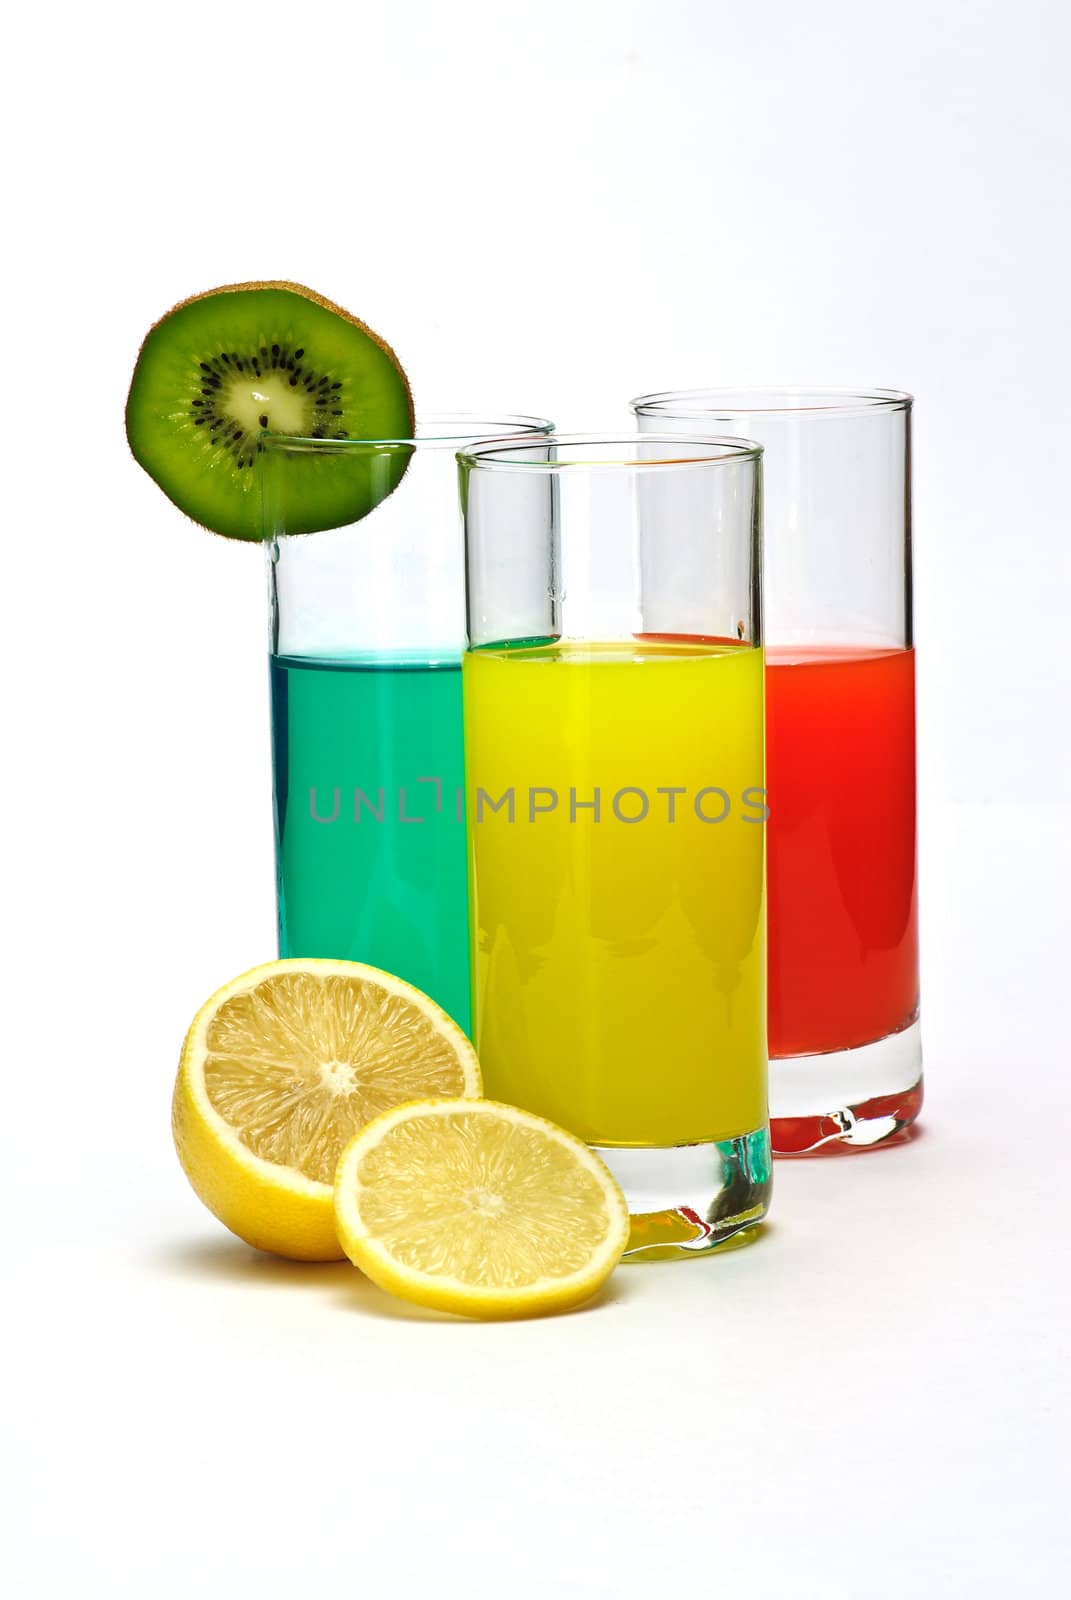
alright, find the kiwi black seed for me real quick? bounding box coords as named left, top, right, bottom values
left=125, top=281, right=414, bottom=540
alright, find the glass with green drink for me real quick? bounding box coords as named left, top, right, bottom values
left=263, top=416, right=553, bottom=1032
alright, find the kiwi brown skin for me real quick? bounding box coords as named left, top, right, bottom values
left=125, top=281, right=415, bottom=541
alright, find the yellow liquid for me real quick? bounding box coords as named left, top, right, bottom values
left=463, top=640, right=767, bottom=1147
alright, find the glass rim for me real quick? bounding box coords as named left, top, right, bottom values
left=262, top=411, right=554, bottom=454
left=458, top=431, right=764, bottom=473
left=630, top=386, right=912, bottom=419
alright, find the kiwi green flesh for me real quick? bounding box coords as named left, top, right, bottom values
left=125, top=287, right=414, bottom=540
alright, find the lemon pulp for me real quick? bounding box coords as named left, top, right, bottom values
left=356, top=1107, right=617, bottom=1285
left=202, top=968, right=473, bottom=1185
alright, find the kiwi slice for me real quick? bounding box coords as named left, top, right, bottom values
left=125, top=281, right=414, bottom=540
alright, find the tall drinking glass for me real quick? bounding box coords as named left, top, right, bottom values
left=263, top=415, right=553, bottom=1033
left=632, top=389, right=919, bottom=1154
left=460, top=435, right=770, bottom=1257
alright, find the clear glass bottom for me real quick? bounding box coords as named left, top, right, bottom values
left=769, top=1018, right=923, bottom=1156
left=594, top=1127, right=772, bottom=1261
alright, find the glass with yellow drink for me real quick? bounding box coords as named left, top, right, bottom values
left=459, top=436, right=769, bottom=1258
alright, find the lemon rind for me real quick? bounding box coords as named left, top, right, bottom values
left=334, top=1098, right=631, bottom=1319
left=174, top=959, right=481, bottom=1260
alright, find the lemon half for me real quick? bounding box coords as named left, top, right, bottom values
left=173, top=959, right=480, bottom=1260
left=334, top=1099, right=630, bottom=1318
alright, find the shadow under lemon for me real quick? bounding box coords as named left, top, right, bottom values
left=151, top=1233, right=632, bottom=1322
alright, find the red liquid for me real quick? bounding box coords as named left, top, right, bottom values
left=765, top=646, right=918, bottom=1058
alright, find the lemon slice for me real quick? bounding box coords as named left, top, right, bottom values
left=173, top=959, right=480, bottom=1260
left=334, top=1099, right=630, bottom=1318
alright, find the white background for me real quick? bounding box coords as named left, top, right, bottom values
left=5, top=2, right=1070, bottom=1595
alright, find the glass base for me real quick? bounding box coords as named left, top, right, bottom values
left=593, top=1127, right=772, bottom=1261
left=770, top=1019, right=923, bottom=1156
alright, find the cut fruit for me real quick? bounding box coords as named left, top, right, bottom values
left=173, top=959, right=480, bottom=1260
left=334, top=1099, right=630, bottom=1318
left=126, top=281, right=414, bottom=540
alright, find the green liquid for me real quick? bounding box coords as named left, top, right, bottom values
left=270, top=653, right=470, bottom=1032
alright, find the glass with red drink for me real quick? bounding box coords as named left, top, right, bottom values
left=632, top=389, right=920, bottom=1153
